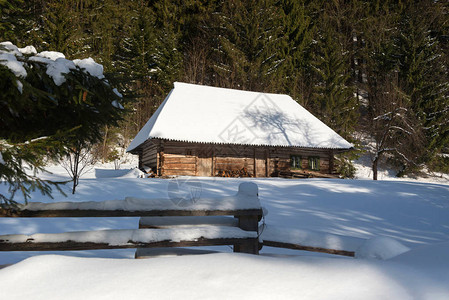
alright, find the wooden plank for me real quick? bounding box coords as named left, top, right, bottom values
left=235, top=215, right=260, bottom=254
left=163, top=164, right=196, bottom=171
left=142, top=161, right=157, bottom=168
left=233, top=239, right=259, bottom=255
left=142, top=154, right=157, bottom=162
left=139, top=216, right=238, bottom=229
left=215, top=161, right=252, bottom=167
left=195, top=155, right=198, bottom=175
left=141, top=139, right=159, bottom=149
left=163, top=169, right=196, bottom=176
left=265, top=149, right=269, bottom=177
left=164, top=156, right=196, bottom=163
left=288, top=170, right=339, bottom=179
left=157, top=142, right=336, bottom=176
left=237, top=215, right=260, bottom=231
left=135, top=247, right=219, bottom=258
left=0, top=237, right=259, bottom=252
left=197, top=157, right=212, bottom=176
left=158, top=141, right=164, bottom=176
left=0, top=208, right=263, bottom=218
left=142, top=155, right=157, bottom=163
left=138, top=152, right=143, bottom=169
left=156, top=139, right=343, bottom=155
left=253, top=148, right=257, bottom=177
left=262, top=240, right=354, bottom=257
left=162, top=148, right=189, bottom=155
left=142, top=146, right=157, bottom=159
left=212, top=148, right=216, bottom=176
left=215, top=158, right=252, bottom=164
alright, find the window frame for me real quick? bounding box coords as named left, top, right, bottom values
left=290, top=155, right=302, bottom=169
left=308, top=156, right=320, bottom=171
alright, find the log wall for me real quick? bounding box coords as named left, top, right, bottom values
left=137, top=139, right=335, bottom=177
left=140, top=140, right=159, bottom=172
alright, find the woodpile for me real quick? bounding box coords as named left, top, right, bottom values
left=279, top=170, right=340, bottom=179
left=217, top=167, right=253, bottom=177
left=279, top=171, right=311, bottom=179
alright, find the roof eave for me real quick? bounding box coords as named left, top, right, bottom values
left=127, top=136, right=353, bottom=152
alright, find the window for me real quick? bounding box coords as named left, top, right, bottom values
left=308, top=156, right=320, bottom=171
left=290, top=155, right=301, bottom=169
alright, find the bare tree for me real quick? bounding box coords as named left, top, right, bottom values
left=365, top=72, right=424, bottom=180
left=183, top=36, right=209, bottom=85
left=61, top=145, right=97, bottom=194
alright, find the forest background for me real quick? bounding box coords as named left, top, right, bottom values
left=1, top=0, right=448, bottom=179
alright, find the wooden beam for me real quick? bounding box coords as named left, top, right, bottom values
left=235, top=214, right=260, bottom=254
left=237, top=215, right=259, bottom=231
left=194, top=150, right=198, bottom=176
left=0, top=237, right=259, bottom=252
left=263, top=240, right=354, bottom=257
left=0, top=208, right=263, bottom=218
left=253, top=148, right=257, bottom=177
left=265, top=148, right=269, bottom=177
left=158, top=140, right=164, bottom=176
left=212, top=147, right=216, bottom=176
left=329, top=150, right=335, bottom=174
left=233, top=239, right=259, bottom=255
left=139, top=216, right=238, bottom=229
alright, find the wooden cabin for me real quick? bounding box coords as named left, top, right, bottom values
left=127, top=82, right=352, bottom=177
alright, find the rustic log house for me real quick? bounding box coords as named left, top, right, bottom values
left=127, top=82, right=353, bottom=177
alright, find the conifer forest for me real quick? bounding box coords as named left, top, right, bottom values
left=1, top=0, right=448, bottom=182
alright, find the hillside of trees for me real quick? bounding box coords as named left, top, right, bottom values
left=2, top=0, right=448, bottom=179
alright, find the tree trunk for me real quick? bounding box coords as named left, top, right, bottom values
left=71, top=150, right=80, bottom=194
left=102, top=125, right=109, bottom=164
left=372, top=155, right=379, bottom=181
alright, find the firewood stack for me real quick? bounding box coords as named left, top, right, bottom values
left=217, top=167, right=253, bottom=177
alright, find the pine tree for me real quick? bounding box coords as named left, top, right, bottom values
left=310, top=3, right=358, bottom=138
left=357, top=1, right=405, bottom=179
left=0, top=43, right=128, bottom=203
left=210, top=0, right=284, bottom=91
left=39, top=1, right=81, bottom=55
left=276, top=0, right=317, bottom=103
left=395, top=2, right=449, bottom=167
left=0, top=0, right=23, bottom=41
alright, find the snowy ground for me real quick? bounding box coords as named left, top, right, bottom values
left=0, top=161, right=448, bottom=299
left=1, top=248, right=449, bottom=300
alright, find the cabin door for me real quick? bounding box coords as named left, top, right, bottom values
left=254, top=149, right=267, bottom=177
left=197, top=156, right=212, bottom=176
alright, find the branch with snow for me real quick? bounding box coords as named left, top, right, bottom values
left=0, top=41, right=124, bottom=109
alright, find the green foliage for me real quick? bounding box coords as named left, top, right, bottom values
left=334, top=146, right=363, bottom=179
left=335, top=156, right=357, bottom=179
left=427, top=155, right=449, bottom=174
left=394, top=3, right=449, bottom=161
left=2, top=0, right=449, bottom=180
left=0, top=46, right=128, bottom=204
left=0, top=137, right=67, bottom=207
left=0, top=0, right=22, bottom=41
left=310, top=12, right=358, bottom=138
left=276, top=0, right=316, bottom=103
left=0, top=62, right=68, bottom=205
left=210, top=0, right=285, bottom=91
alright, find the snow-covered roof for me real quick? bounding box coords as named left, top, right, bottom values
left=127, top=82, right=353, bottom=152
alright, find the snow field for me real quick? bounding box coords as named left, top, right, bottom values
left=1, top=250, right=449, bottom=300
left=0, top=163, right=448, bottom=299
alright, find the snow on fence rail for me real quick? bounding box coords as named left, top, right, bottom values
left=0, top=183, right=262, bottom=255
left=259, top=226, right=364, bottom=257
left=0, top=182, right=262, bottom=218
left=0, top=227, right=258, bottom=252
left=0, top=182, right=364, bottom=257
